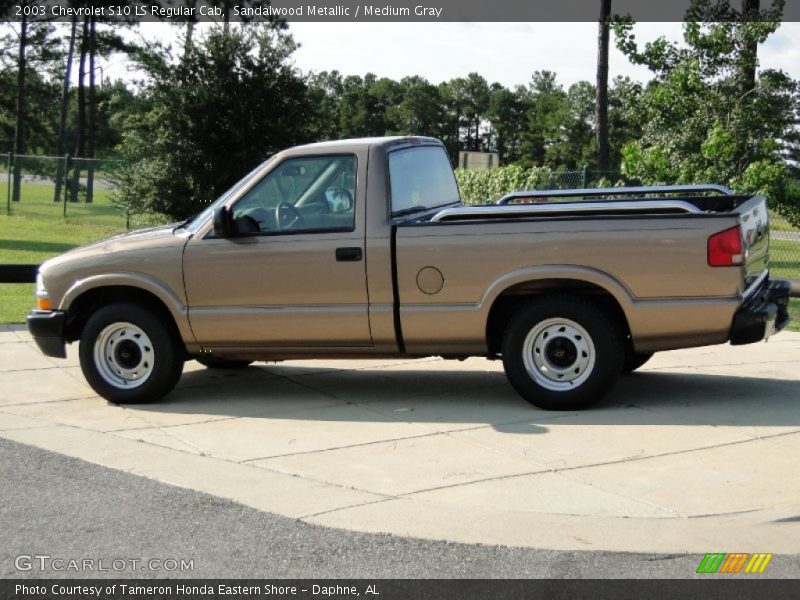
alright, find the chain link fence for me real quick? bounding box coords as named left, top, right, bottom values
left=535, top=167, right=629, bottom=190
left=767, top=212, right=800, bottom=326
left=2, top=153, right=127, bottom=228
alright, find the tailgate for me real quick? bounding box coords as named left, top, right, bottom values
left=736, top=195, right=770, bottom=289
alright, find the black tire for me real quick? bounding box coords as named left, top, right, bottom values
left=622, top=351, right=654, bottom=374
left=79, top=303, right=184, bottom=404
left=195, top=356, right=253, bottom=369
left=501, top=295, right=625, bottom=411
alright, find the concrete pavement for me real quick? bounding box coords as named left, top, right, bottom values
left=15, top=436, right=798, bottom=579
left=1, top=324, right=799, bottom=554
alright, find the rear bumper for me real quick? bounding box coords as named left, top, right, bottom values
left=730, top=278, right=791, bottom=345
left=26, top=310, right=67, bottom=358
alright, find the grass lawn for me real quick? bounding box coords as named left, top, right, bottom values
left=770, top=239, right=800, bottom=331
left=770, top=215, right=796, bottom=232
left=770, top=239, right=800, bottom=278
left=1, top=180, right=123, bottom=227
left=0, top=181, right=128, bottom=324
left=1, top=181, right=799, bottom=334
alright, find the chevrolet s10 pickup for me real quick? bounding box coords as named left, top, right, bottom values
left=27, top=136, right=791, bottom=410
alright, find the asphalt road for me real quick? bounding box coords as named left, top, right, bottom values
left=0, top=438, right=797, bottom=579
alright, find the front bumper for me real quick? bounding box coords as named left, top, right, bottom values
left=26, top=310, right=67, bottom=358
left=730, top=278, right=791, bottom=345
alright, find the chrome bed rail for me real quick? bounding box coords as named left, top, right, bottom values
left=496, top=184, right=732, bottom=205
left=430, top=200, right=703, bottom=223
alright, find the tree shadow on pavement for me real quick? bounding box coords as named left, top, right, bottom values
left=124, top=363, right=800, bottom=431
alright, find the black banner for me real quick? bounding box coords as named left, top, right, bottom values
left=3, top=580, right=800, bottom=600
left=3, top=0, right=800, bottom=23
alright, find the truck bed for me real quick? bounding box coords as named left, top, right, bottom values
left=394, top=185, right=770, bottom=355
left=420, top=184, right=769, bottom=287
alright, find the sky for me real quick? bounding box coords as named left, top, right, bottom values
left=101, top=21, right=800, bottom=89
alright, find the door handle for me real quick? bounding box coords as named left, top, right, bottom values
left=336, top=247, right=363, bottom=262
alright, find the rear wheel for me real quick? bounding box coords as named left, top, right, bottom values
left=79, top=303, right=184, bottom=404
left=622, top=351, right=654, bottom=374
left=501, top=296, right=625, bottom=410
left=195, top=356, right=253, bottom=369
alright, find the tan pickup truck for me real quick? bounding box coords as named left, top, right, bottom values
left=27, top=136, right=791, bottom=410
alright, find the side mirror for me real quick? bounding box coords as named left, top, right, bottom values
left=213, top=206, right=234, bottom=237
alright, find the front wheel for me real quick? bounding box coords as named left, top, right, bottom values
left=501, top=296, right=625, bottom=411
left=79, top=303, right=184, bottom=404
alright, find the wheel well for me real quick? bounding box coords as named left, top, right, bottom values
left=485, top=279, right=631, bottom=356
left=64, top=286, right=184, bottom=351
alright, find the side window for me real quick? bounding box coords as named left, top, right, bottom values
left=232, top=155, right=357, bottom=233
left=388, top=146, right=460, bottom=214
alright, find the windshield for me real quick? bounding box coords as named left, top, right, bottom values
left=182, top=159, right=272, bottom=232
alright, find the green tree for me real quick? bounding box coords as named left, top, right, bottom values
left=607, top=76, right=644, bottom=169
left=486, top=83, right=528, bottom=164
left=518, top=71, right=570, bottom=168
left=388, top=75, right=443, bottom=138
left=562, top=80, right=596, bottom=169
left=306, top=70, right=344, bottom=140
left=1, top=10, right=59, bottom=200
left=367, top=76, right=402, bottom=133
left=448, top=72, right=490, bottom=151
left=436, top=80, right=463, bottom=160
left=113, top=25, right=312, bottom=219
left=69, top=16, right=138, bottom=202
left=614, top=6, right=799, bottom=223
left=53, top=17, right=77, bottom=203
left=335, top=74, right=400, bottom=138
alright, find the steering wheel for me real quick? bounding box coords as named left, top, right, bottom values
left=275, top=201, right=307, bottom=231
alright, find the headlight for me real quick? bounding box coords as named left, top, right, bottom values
left=35, top=272, right=53, bottom=310
left=35, top=272, right=47, bottom=298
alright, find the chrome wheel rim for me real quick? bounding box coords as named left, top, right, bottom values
left=522, top=318, right=595, bottom=391
left=93, top=322, right=154, bottom=389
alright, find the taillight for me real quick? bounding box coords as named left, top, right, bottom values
left=708, top=226, right=744, bottom=267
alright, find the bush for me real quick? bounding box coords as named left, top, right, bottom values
left=106, top=156, right=183, bottom=219
left=128, top=211, right=174, bottom=229
left=454, top=166, right=628, bottom=204
left=455, top=165, right=563, bottom=205
left=775, top=178, right=800, bottom=228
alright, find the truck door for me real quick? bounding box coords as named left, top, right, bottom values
left=183, top=153, right=372, bottom=348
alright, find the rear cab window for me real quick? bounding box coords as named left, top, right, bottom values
left=388, top=146, right=460, bottom=215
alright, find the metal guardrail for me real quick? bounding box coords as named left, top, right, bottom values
left=0, top=264, right=37, bottom=283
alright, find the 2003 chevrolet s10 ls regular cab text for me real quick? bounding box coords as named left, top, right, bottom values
left=27, top=137, right=791, bottom=410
